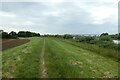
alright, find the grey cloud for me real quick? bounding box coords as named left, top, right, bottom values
left=1, top=1, right=118, bottom=34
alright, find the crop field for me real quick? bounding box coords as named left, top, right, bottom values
left=1, top=37, right=118, bottom=78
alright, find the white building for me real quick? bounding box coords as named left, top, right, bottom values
left=113, top=40, right=120, bottom=44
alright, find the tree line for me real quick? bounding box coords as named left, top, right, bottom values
left=1, top=31, right=40, bottom=39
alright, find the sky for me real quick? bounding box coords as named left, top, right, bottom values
left=0, top=0, right=118, bottom=35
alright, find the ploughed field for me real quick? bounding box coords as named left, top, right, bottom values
left=1, top=37, right=118, bottom=78
left=0, top=39, right=30, bottom=51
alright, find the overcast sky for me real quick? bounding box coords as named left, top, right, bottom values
left=0, top=0, right=118, bottom=35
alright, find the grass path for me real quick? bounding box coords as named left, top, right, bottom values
left=40, top=39, right=47, bottom=78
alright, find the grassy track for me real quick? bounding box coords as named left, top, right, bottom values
left=2, top=37, right=118, bottom=78
left=45, top=38, right=118, bottom=78
left=2, top=37, right=43, bottom=78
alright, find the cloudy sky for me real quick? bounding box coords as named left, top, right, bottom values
left=0, top=0, right=118, bottom=35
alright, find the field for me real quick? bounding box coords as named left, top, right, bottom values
left=1, top=39, right=30, bottom=51
left=1, top=37, right=118, bottom=78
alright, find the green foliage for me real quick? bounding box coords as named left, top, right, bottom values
left=1, top=30, right=40, bottom=39
left=2, top=32, right=9, bottom=39
left=100, top=33, right=109, bottom=37
left=99, top=35, right=112, bottom=42
left=63, top=34, right=73, bottom=39
left=18, top=31, right=40, bottom=37
left=9, top=31, right=18, bottom=39
left=73, top=33, right=118, bottom=51
left=89, top=39, right=99, bottom=44
left=54, top=34, right=63, bottom=38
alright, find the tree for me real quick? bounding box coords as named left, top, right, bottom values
left=26, top=31, right=32, bottom=37
left=18, top=31, right=40, bottom=37
left=85, top=36, right=95, bottom=42
left=100, top=33, right=109, bottom=37
left=99, top=35, right=112, bottom=42
left=9, top=31, right=17, bottom=36
left=18, top=31, right=26, bottom=37
left=9, top=31, right=18, bottom=39
left=63, top=34, right=73, bottom=39
left=54, top=35, right=62, bottom=38
left=77, top=36, right=86, bottom=42
left=2, top=32, right=9, bottom=39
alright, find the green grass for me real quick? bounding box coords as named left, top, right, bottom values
left=45, top=38, right=118, bottom=78
left=2, top=37, right=118, bottom=78
left=60, top=38, right=118, bottom=61
left=2, top=37, right=43, bottom=78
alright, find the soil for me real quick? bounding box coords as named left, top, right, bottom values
left=0, top=39, right=30, bottom=51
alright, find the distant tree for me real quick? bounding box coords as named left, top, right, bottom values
left=89, top=38, right=99, bottom=44
left=63, top=34, right=73, bottom=39
left=100, top=33, right=109, bottom=37
left=2, top=32, right=9, bottom=39
left=26, top=31, right=32, bottom=37
left=77, top=36, right=86, bottom=42
left=85, top=36, right=95, bottom=42
left=99, top=35, right=112, bottom=42
left=35, top=33, right=40, bottom=37
left=9, top=31, right=17, bottom=36
left=9, top=31, right=18, bottom=39
left=54, top=35, right=62, bottom=38
left=18, top=31, right=26, bottom=37
left=18, top=31, right=40, bottom=37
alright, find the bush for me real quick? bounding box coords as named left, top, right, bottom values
left=99, top=35, right=112, bottom=42
left=63, top=34, right=73, bottom=39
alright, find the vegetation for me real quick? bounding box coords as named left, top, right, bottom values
left=53, top=33, right=119, bottom=61
left=2, top=37, right=118, bottom=78
left=1, top=31, right=119, bottom=78
left=2, top=37, right=43, bottom=78
left=18, top=31, right=40, bottom=37
left=61, top=39, right=118, bottom=61
left=1, top=30, right=40, bottom=39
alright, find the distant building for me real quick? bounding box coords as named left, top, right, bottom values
left=73, top=37, right=76, bottom=40
left=113, top=40, right=120, bottom=44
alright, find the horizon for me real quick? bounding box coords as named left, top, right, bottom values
left=1, top=29, right=119, bottom=35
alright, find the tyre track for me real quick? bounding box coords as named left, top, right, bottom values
left=40, top=39, right=47, bottom=78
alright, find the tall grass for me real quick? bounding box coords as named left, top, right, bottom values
left=60, top=38, right=118, bottom=61
left=44, top=38, right=118, bottom=78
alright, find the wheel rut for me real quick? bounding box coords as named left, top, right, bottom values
left=40, top=39, right=47, bottom=78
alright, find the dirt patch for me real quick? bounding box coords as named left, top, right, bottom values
left=70, top=60, right=83, bottom=66
left=1, top=39, right=30, bottom=51
left=102, top=71, right=113, bottom=78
